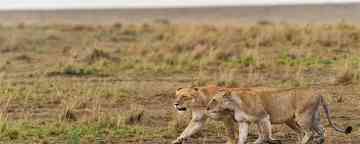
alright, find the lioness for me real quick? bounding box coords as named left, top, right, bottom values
left=206, top=88, right=352, bottom=144
left=173, top=85, right=276, bottom=144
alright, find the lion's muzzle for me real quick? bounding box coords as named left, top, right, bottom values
left=174, top=103, right=187, bottom=111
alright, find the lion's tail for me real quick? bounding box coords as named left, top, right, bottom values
left=320, top=96, right=352, bottom=134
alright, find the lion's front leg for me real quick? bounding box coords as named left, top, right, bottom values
left=237, top=122, right=249, bottom=144
left=223, top=117, right=237, bottom=144
left=254, top=115, right=281, bottom=144
left=172, top=112, right=207, bottom=144
left=253, top=122, right=266, bottom=144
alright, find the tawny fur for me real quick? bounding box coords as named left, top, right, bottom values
left=207, top=87, right=352, bottom=144
left=172, top=85, right=277, bottom=144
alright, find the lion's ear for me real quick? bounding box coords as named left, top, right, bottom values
left=220, top=89, right=232, bottom=99
left=225, top=89, right=231, bottom=96
left=216, top=89, right=227, bottom=96
left=176, top=88, right=183, bottom=91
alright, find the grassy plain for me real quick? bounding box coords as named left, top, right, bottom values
left=0, top=21, right=360, bottom=143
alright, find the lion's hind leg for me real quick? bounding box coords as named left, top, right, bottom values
left=285, top=119, right=302, bottom=141
left=311, top=108, right=325, bottom=144
left=297, top=112, right=317, bottom=144
left=285, top=119, right=314, bottom=144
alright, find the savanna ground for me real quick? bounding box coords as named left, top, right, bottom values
left=1, top=17, right=360, bottom=144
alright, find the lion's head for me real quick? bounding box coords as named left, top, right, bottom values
left=173, top=87, right=200, bottom=112
left=206, top=88, right=233, bottom=117
left=174, top=85, right=220, bottom=112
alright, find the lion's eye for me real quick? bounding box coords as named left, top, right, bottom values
left=182, top=96, right=191, bottom=100
left=210, top=99, right=218, bottom=105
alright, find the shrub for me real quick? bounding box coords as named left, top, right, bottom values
left=63, top=66, right=97, bottom=76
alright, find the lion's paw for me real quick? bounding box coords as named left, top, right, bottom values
left=267, top=139, right=281, bottom=144
left=172, top=138, right=184, bottom=144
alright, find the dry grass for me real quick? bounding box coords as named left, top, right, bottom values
left=0, top=22, right=359, bottom=143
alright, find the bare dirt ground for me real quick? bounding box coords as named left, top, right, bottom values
left=0, top=3, right=360, bottom=144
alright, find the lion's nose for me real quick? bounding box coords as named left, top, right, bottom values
left=206, top=107, right=210, bottom=111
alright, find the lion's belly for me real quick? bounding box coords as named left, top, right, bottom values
left=268, top=112, right=294, bottom=124
left=262, top=94, right=296, bottom=124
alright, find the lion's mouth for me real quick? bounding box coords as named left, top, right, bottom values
left=207, top=109, right=224, bottom=115
left=207, top=110, right=217, bottom=114
left=176, top=106, right=187, bottom=111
